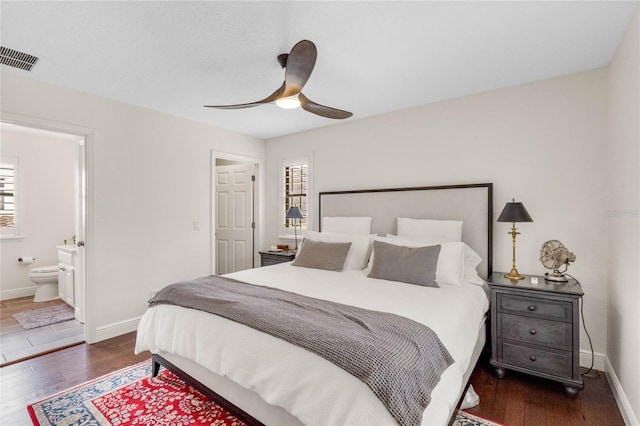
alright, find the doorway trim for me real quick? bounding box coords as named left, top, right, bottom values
left=211, top=150, right=264, bottom=275
left=0, top=112, right=95, bottom=342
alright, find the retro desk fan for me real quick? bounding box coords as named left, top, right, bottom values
left=539, top=240, right=576, bottom=282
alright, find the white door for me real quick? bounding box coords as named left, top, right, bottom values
left=74, top=138, right=86, bottom=323
left=216, top=163, right=255, bottom=274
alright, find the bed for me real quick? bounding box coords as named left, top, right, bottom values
left=135, top=183, right=493, bottom=426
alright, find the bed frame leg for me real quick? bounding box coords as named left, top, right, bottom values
left=152, top=357, right=161, bottom=377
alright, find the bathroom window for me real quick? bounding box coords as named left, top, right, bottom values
left=0, top=154, right=21, bottom=238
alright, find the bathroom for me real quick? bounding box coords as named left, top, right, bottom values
left=0, top=123, right=85, bottom=364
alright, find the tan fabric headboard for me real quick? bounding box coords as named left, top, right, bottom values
left=318, top=183, right=493, bottom=279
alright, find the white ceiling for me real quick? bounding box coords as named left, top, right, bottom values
left=1, top=1, right=637, bottom=140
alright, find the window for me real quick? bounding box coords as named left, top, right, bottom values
left=283, top=159, right=309, bottom=231
left=1, top=154, right=21, bottom=238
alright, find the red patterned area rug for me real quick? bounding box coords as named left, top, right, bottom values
left=28, top=360, right=245, bottom=426
left=453, top=410, right=503, bottom=426
left=28, top=359, right=501, bottom=426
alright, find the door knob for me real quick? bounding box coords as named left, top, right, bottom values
left=77, top=241, right=85, bottom=247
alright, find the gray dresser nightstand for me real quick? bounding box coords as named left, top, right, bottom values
left=259, top=250, right=296, bottom=266
left=488, top=272, right=584, bottom=397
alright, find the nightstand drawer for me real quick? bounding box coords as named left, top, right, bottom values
left=497, top=313, right=572, bottom=349
left=499, top=341, right=572, bottom=378
left=498, top=293, right=572, bottom=322
left=259, top=251, right=296, bottom=267
left=262, top=257, right=282, bottom=266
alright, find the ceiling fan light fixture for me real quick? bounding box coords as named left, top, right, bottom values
left=205, top=40, right=352, bottom=119
left=275, top=96, right=301, bottom=109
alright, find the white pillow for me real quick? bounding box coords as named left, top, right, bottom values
left=302, top=230, right=375, bottom=270
left=384, top=234, right=485, bottom=285
left=322, top=216, right=373, bottom=235
left=462, top=245, right=484, bottom=285
left=397, top=217, right=463, bottom=242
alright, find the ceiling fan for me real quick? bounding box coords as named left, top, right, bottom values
left=204, top=40, right=352, bottom=120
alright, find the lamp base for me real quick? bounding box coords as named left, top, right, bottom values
left=504, top=267, right=525, bottom=280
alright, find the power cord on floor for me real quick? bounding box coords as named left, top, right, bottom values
left=564, top=273, right=600, bottom=378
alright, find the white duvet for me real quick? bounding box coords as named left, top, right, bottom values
left=135, top=263, right=489, bottom=426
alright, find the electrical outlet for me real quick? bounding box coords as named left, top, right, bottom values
left=193, top=220, right=200, bottom=231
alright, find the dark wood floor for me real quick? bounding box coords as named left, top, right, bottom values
left=0, top=332, right=624, bottom=425
left=467, top=352, right=625, bottom=425
left=0, top=332, right=150, bottom=425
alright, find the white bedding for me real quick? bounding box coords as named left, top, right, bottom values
left=135, top=262, right=489, bottom=426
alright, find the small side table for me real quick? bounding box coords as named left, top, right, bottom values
left=259, top=250, right=296, bottom=267
left=488, top=272, right=584, bottom=397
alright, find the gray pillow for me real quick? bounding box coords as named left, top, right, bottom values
left=367, top=240, right=441, bottom=287
left=292, top=238, right=352, bottom=271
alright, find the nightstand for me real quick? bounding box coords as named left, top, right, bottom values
left=488, top=272, right=584, bottom=397
left=259, top=250, right=296, bottom=267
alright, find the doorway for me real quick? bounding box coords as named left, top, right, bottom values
left=0, top=116, right=89, bottom=364
left=211, top=152, right=261, bottom=275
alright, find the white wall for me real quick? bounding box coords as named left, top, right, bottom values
left=1, top=128, right=76, bottom=299
left=1, top=71, right=265, bottom=342
left=607, top=5, right=639, bottom=424
left=266, top=69, right=609, bottom=359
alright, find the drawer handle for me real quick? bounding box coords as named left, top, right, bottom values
left=529, top=329, right=537, bottom=335
left=530, top=355, right=537, bottom=362
left=528, top=305, right=536, bottom=311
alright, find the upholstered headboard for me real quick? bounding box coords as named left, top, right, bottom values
left=318, top=183, right=493, bottom=279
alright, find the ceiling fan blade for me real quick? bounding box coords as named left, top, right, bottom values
left=204, top=102, right=262, bottom=110
left=299, top=93, right=353, bottom=119
left=205, top=82, right=286, bottom=109
left=282, top=40, right=317, bottom=97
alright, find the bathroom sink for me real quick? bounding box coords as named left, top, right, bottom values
left=56, top=245, right=78, bottom=253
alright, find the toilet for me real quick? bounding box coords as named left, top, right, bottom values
left=29, top=265, right=60, bottom=302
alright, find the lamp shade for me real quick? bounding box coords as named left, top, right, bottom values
left=286, top=206, right=304, bottom=220
left=497, top=201, right=533, bottom=223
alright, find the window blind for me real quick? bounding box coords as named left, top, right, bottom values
left=0, top=163, right=15, bottom=228
left=284, top=164, right=307, bottom=229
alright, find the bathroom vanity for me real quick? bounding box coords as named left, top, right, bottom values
left=57, top=245, right=76, bottom=308
left=57, top=245, right=84, bottom=323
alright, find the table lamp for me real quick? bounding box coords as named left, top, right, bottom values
left=497, top=199, right=533, bottom=280
left=286, top=206, right=304, bottom=252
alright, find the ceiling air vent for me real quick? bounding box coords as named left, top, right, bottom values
left=0, top=46, right=39, bottom=71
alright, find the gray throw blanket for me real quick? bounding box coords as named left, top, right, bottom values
left=149, top=275, right=454, bottom=426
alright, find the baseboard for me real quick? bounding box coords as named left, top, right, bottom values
left=0, top=286, right=36, bottom=301
left=92, top=316, right=141, bottom=344
left=580, top=348, right=606, bottom=372
left=581, top=349, right=639, bottom=424
left=605, top=357, right=639, bottom=426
